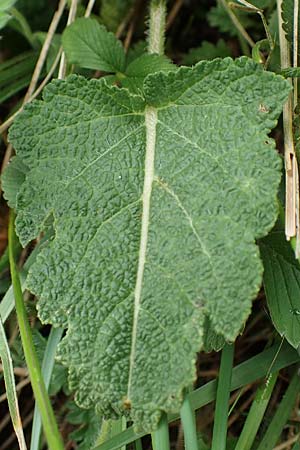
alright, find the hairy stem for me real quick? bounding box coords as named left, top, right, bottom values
left=8, top=211, right=64, bottom=450
left=147, top=4, right=170, bottom=447
left=148, top=0, right=167, bottom=55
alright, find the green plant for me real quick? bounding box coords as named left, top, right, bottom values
left=1, top=0, right=300, bottom=449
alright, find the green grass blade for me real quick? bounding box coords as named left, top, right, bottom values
left=151, top=413, right=170, bottom=450
left=30, top=326, right=64, bottom=450
left=135, top=439, right=143, bottom=450
left=0, top=52, right=37, bottom=84
left=0, top=317, right=27, bottom=449
left=94, top=427, right=144, bottom=450
left=234, top=371, right=278, bottom=450
left=0, top=271, right=26, bottom=323
left=189, top=340, right=298, bottom=413
left=211, top=343, right=234, bottom=450
left=0, top=74, right=34, bottom=103
left=256, top=368, right=300, bottom=450
left=94, top=417, right=127, bottom=450
left=93, top=342, right=299, bottom=450
left=8, top=7, right=36, bottom=47
left=0, top=230, right=52, bottom=324
left=180, top=393, right=198, bottom=450
left=0, top=247, right=9, bottom=274
left=8, top=210, right=64, bottom=450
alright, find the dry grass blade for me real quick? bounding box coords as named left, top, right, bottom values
left=273, top=434, right=300, bottom=450
left=84, top=0, right=97, bottom=18
left=0, top=318, right=27, bottom=450
left=277, top=0, right=300, bottom=251
left=58, top=0, right=78, bottom=79
left=166, top=0, right=184, bottom=30
left=24, top=0, right=66, bottom=102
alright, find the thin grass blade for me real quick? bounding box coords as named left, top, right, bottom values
left=151, top=413, right=170, bottom=450
left=256, top=367, right=300, bottom=450
left=211, top=343, right=234, bottom=450
left=0, top=317, right=27, bottom=449
left=8, top=210, right=64, bottom=450
left=30, top=326, right=64, bottom=450
left=234, top=371, right=278, bottom=450
left=180, top=392, right=198, bottom=450
left=135, top=439, right=143, bottom=450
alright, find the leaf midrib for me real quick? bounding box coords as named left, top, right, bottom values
left=127, top=106, right=158, bottom=401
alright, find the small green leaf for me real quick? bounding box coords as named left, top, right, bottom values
left=260, top=229, right=300, bottom=348
left=0, top=0, right=17, bottom=11
left=202, top=317, right=226, bottom=352
left=121, top=54, right=176, bottom=93
left=62, top=17, right=126, bottom=73
left=182, top=40, right=231, bottom=65
left=126, top=41, right=147, bottom=66
left=0, top=12, right=11, bottom=29
left=4, top=57, right=290, bottom=432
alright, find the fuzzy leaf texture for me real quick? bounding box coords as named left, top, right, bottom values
left=3, top=57, right=290, bottom=432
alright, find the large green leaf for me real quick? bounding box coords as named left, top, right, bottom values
left=3, top=57, right=289, bottom=432
left=260, top=229, right=300, bottom=348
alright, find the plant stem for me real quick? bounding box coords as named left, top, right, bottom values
left=148, top=0, right=167, bottom=55
left=151, top=413, right=170, bottom=450
left=8, top=211, right=64, bottom=450
left=147, top=7, right=169, bottom=448
left=180, top=392, right=198, bottom=450
left=256, top=368, right=300, bottom=450
left=211, top=343, right=234, bottom=450
left=234, top=372, right=278, bottom=450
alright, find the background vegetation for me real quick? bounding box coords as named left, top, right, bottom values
left=1, top=0, right=300, bottom=449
